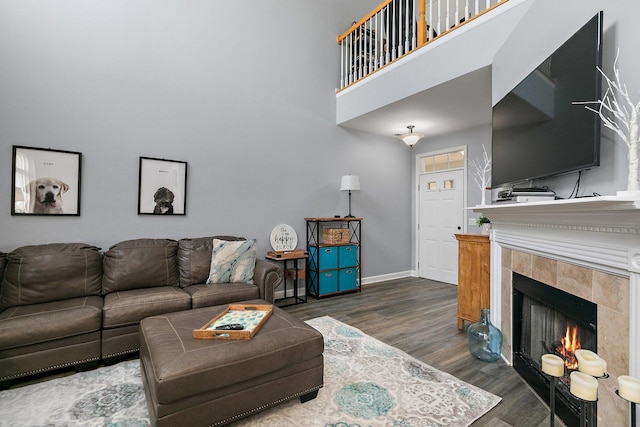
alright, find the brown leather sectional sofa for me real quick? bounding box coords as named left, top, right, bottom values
left=0, top=236, right=283, bottom=389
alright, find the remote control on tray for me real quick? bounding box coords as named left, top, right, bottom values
left=215, top=324, right=244, bottom=330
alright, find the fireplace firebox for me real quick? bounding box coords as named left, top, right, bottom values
left=512, top=273, right=597, bottom=427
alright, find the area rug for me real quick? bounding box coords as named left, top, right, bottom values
left=0, top=316, right=500, bottom=427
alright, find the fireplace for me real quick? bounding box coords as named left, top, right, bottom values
left=473, top=196, right=639, bottom=426
left=513, top=272, right=597, bottom=427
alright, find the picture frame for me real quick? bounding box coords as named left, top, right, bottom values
left=11, top=145, right=82, bottom=216
left=138, top=157, right=187, bottom=215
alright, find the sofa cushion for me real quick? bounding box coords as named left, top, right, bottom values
left=0, top=243, right=103, bottom=311
left=177, top=236, right=244, bottom=288
left=206, top=239, right=257, bottom=285
left=0, top=296, right=103, bottom=350
left=102, top=287, right=191, bottom=329
left=183, top=283, right=260, bottom=309
left=102, top=239, right=179, bottom=294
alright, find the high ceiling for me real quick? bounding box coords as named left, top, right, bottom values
left=333, top=0, right=537, bottom=143
left=337, top=66, right=493, bottom=141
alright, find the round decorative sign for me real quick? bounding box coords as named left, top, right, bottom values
left=270, top=224, right=297, bottom=251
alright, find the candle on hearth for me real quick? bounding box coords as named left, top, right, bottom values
left=570, top=371, right=598, bottom=401
left=618, top=375, right=640, bottom=403
left=542, top=354, right=565, bottom=377
left=575, top=349, right=606, bottom=377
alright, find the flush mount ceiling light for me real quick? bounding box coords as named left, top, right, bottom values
left=397, top=125, right=424, bottom=146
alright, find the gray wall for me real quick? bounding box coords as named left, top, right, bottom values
left=412, top=0, right=640, bottom=226
left=0, top=0, right=413, bottom=279
left=3, top=1, right=638, bottom=280
left=408, top=0, right=640, bottom=266
left=492, top=0, right=639, bottom=197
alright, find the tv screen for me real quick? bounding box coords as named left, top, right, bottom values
left=491, top=12, right=603, bottom=189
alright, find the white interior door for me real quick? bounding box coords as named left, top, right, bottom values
left=418, top=169, right=464, bottom=284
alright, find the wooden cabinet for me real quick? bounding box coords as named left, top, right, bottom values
left=306, top=218, right=361, bottom=298
left=455, top=234, right=490, bottom=330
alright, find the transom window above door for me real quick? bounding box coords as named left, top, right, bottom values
left=420, top=150, right=464, bottom=173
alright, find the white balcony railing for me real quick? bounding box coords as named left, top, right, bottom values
left=337, top=0, right=508, bottom=90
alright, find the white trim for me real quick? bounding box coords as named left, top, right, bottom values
left=630, top=264, right=640, bottom=378
left=362, top=271, right=414, bottom=285
left=274, top=271, right=415, bottom=300
left=482, top=196, right=640, bottom=382
left=489, top=234, right=503, bottom=339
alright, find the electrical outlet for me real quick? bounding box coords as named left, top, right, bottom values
left=468, top=218, right=476, bottom=226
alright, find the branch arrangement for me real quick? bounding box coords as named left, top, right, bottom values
left=573, top=50, right=640, bottom=192
left=471, top=144, right=491, bottom=204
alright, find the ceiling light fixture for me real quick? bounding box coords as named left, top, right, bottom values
left=397, top=125, right=424, bottom=146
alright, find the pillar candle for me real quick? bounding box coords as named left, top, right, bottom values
left=618, top=375, right=640, bottom=403
left=575, top=349, right=606, bottom=377
left=570, top=371, right=598, bottom=401
left=541, top=354, right=565, bottom=377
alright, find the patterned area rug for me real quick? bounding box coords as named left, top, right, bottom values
left=0, top=316, right=500, bottom=427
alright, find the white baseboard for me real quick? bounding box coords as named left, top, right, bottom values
left=361, top=270, right=415, bottom=285
left=274, top=270, right=415, bottom=300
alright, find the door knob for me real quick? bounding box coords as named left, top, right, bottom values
left=457, top=226, right=462, bottom=230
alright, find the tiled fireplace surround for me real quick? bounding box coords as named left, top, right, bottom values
left=476, top=197, right=640, bottom=426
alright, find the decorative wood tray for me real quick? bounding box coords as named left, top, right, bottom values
left=193, top=303, right=273, bottom=340
left=266, top=249, right=308, bottom=259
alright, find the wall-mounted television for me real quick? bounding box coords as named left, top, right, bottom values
left=491, top=11, right=603, bottom=189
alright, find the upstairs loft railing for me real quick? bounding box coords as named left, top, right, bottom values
left=336, top=0, right=508, bottom=90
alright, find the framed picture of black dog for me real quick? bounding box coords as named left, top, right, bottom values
left=11, top=145, right=82, bottom=216
left=138, top=157, right=187, bottom=215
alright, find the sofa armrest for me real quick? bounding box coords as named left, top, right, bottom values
left=254, top=259, right=283, bottom=303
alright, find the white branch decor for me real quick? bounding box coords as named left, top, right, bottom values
left=471, top=144, right=491, bottom=205
left=574, top=50, right=640, bottom=194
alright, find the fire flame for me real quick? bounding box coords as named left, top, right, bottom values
left=557, top=324, right=581, bottom=369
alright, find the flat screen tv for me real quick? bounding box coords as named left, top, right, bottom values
left=491, top=11, right=603, bottom=189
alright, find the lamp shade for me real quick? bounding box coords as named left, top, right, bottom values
left=340, top=175, right=360, bottom=191
left=397, top=125, right=424, bottom=146
left=399, top=133, right=423, bottom=146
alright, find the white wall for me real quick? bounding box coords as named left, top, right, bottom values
left=0, top=0, right=412, bottom=278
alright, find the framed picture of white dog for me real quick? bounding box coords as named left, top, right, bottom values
left=138, top=157, right=187, bottom=215
left=11, top=145, right=82, bottom=216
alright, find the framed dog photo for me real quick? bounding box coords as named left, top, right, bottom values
left=138, top=157, right=187, bottom=215
left=11, top=145, right=82, bottom=216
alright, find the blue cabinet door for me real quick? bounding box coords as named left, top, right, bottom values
left=339, top=245, right=358, bottom=267
left=339, top=268, right=358, bottom=291
left=310, top=246, right=338, bottom=270
left=319, top=270, right=339, bottom=294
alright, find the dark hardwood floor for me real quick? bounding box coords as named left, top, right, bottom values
left=5, top=277, right=560, bottom=425
left=283, top=277, right=561, bottom=427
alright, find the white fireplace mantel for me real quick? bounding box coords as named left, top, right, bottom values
left=472, top=195, right=640, bottom=377
left=473, top=196, right=640, bottom=232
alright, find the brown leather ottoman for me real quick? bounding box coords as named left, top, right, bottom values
left=139, top=300, right=324, bottom=426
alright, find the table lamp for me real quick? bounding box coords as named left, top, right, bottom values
left=340, top=175, right=360, bottom=218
